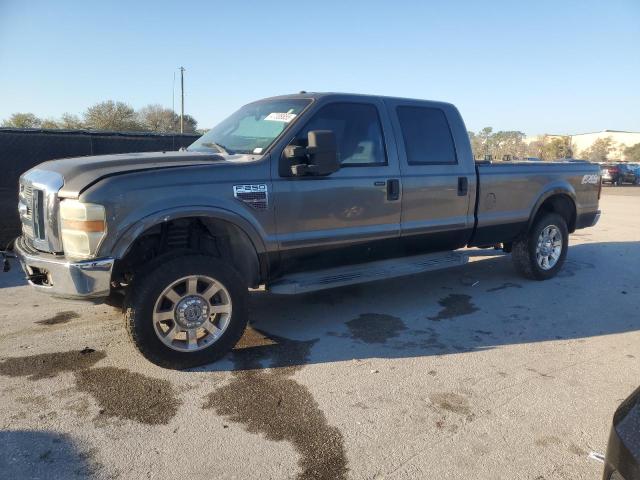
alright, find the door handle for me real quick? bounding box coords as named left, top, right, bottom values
left=457, top=177, right=468, bottom=196
left=387, top=179, right=400, bottom=201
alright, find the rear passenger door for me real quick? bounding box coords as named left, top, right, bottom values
left=386, top=100, right=476, bottom=253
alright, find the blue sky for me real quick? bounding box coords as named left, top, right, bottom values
left=0, top=0, right=638, bottom=135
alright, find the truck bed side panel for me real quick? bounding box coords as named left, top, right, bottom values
left=470, top=162, right=600, bottom=246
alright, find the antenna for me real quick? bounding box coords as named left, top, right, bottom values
left=179, top=66, right=185, bottom=134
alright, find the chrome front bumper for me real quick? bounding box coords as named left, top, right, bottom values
left=13, top=236, right=114, bottom=300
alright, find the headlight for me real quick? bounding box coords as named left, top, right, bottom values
left=59, top=199, right=106, bottom=259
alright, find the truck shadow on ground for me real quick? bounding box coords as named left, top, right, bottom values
left=202, top=241, right=639, bottom=373
left=0, top=430, right=102, bottom=479
left=0, top=258, right=27, bottom=289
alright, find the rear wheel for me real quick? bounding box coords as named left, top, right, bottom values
left=124, top=255, right=248, bottom=369
left=512, top=213, right=568, bottom=280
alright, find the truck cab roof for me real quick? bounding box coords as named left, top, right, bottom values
left=256, top=92, right=457, bottom=109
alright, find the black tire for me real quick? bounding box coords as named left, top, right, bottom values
left=124, top=255, right=248, bottom=369
left=511, top=213, right=568, bottom=281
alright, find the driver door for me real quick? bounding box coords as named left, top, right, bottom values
left=271, top=99, right=402, bottom=274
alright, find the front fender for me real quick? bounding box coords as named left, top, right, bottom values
left=102, top=206, right=267, bottom=260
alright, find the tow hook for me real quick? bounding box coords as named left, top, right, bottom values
left=1, top=240, right=15, bottom=272
left=0, top=251, right=14, bottom=273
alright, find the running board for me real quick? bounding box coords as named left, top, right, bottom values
left=268, top=251, right=470, bottom=295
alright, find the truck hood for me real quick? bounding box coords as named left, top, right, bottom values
left=34, top=150, right=255, bottom=198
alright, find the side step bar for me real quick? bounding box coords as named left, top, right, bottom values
left=268, top=250, right=497, bottom=295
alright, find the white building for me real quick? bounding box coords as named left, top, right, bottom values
left=523, top=130, right=640, bottom=161
left=570, top=130, right=640, bottom=161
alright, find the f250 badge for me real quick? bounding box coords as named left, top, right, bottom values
left=233, top=184, right=269, bottom=210
left=581, top=174, right=600, bottom=185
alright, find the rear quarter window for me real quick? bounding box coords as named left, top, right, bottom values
left=396, top=106, right=457, bottom=165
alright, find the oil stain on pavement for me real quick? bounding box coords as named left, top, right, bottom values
left=0, top=349, right=106, bottom=380
left=429, top=392, right=472, bottom=416
left=35, top=311, right=80, bottom=326
left=486, top=282, right=522, bottom=293
left=204, top=327, right=348, bottom=480
left=75, top=367, right=180, bottom=425
left=428, top=294, right=479, bottom=321
left=0, top=349, right=180, bottom=425
left=346, top=313, right=406, bottom=344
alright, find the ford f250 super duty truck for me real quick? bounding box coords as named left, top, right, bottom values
left=8, top=93, right=601, bottom=368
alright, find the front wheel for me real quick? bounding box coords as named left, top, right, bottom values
left=511, top=213, right=568, bottom=280
left=124, top=255, right=249, bottom=368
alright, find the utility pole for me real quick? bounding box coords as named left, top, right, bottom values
left=179, top=66, right=185, bottom=134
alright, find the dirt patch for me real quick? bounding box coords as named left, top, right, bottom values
left=429, top=392, right=471, bottom=416
left=346, top=313, right=406, bottom=344
left=486, top=282, right=522, bottom=293
left=205, top=329, right=348, bottom=480
left=526, top=368, right=554, bottom=379
left=35, top=311, right=80, bottom=326
left=557, top=260, right=595, bottom=278
left=0, top=349, right=106, bottom=380
left=428, top=294, right=479, bottom=321
left=535, top=435, right=562, bottom=447
left=568, top=443, right=586, bottom=456
left=234, top=325, right=278, bottom=350
left=75, top=367, right=180, bottom=425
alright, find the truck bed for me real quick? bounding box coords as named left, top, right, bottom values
left=470, top=161, right=601, bottom=246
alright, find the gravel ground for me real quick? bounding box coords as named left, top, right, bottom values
left=0, top=189, right=638, bottom=480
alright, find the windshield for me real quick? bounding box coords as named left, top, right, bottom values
left=189, top=98, right=311, bottom=155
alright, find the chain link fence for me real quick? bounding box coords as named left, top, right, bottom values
left=0, top=128, right=200, bottom=247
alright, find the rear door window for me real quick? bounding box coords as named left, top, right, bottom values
left=396, top=106, right=457, bottom=165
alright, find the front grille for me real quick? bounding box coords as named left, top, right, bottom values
left=18, top=170, right=64, bottom=253
left=33, top=189, right=46, bottom=240
left=19, top=180, right=35, bottom=239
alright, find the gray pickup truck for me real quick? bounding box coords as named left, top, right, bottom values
left=10, top=93, right=601, bottom=367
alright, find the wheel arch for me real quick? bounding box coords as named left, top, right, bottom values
left=527, top=187, right=577, bottom=234
left=110, top=207, right=267, bottom=287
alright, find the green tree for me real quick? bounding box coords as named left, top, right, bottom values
left=59, top=113, right=84, bottom=129
left=624, top=143, right=640, bottom=162
left=83, top=100, right=145, bottom=131
left=526, top=137, right=544, bottom=159
left=177, top=114, right=198, bottom=134
left=540, top=136, right=572, bottom=161
left=468, top=131, right=483, bottom=159
left=40, top=118, right=60, bottom=129
left=581, top=137, right=615, bottom=162
left=1, top=112, right=42, bottom=128
left=138, top=104, right=198, bottom=133
left=491, top=130, right=526, bottom=160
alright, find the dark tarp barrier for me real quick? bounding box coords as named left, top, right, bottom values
left=0, top=128, right=200, bottom=246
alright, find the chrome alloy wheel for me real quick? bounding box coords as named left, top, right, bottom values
left=152, top=275, right=232, bottom=352
left=535, top=225, right=563, bottom=270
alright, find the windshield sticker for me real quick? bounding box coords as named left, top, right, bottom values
left=264, top=112, right=297, bottom=123
left=253, top=147, right=264, bottom=154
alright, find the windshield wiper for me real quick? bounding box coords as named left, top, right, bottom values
left=200, top=142, right=235, bottom=155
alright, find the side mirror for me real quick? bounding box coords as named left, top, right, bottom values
left=286, top=130, right=340, bottom=176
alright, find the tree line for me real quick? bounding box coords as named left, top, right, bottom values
left=3, top=108, right=639, bottom=162
left=1, top=101, right=199, bottom=134
left=468, top=128, right=576, bottom=161
left=468, top=127, right=640, bottom=162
